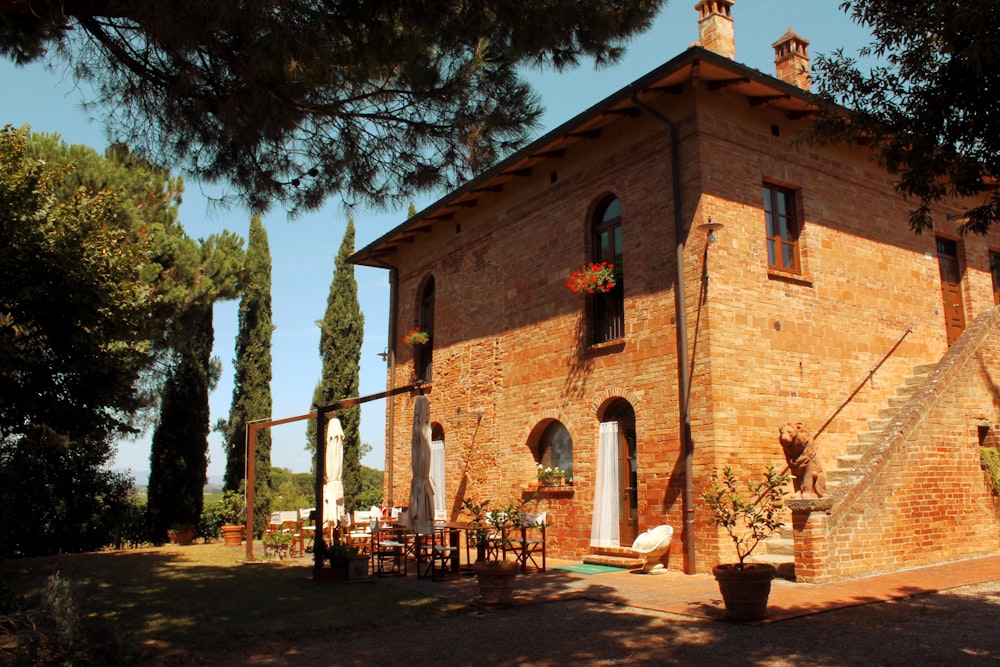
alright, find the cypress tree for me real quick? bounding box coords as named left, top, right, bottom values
left=147, top=232, right=244, bottom=541
left=308, top=219, right=364, bottom=513
left=222, top=214, right=274, bottom=536
left=147, top=304, right=214, bottom=539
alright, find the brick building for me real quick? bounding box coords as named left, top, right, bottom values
left=352, top=1, right=1000, bottom=582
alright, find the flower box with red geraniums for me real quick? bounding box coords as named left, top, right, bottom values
left=566, top=261, right=616, bottom=294
left=402, top=328, right=430, bottom=346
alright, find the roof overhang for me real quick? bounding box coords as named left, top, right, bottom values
left=350, top=46, right=823, bottom=267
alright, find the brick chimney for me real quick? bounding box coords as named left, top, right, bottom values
left=772, top=28, right=810, bottom=91
left=695, top=0, right=735, bottom=59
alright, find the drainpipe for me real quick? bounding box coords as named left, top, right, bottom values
left=364, top=252, right=399, bottom=507
left=630, top=91, right=697, bottom=574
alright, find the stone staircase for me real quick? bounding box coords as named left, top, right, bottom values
left=753, top=363, right=938, bottom=580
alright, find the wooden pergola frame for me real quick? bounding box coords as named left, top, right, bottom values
left=243, top=383, right=418, bottom=568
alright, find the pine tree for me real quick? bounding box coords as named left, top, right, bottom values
left=222, top=214, right=274, bottom=536
left=0, top=2, right=667, bottom=213
left=308, top=219, right=364, bottom=513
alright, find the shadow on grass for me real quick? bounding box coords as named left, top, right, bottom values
left=5, top=546, right=1000, bottom=666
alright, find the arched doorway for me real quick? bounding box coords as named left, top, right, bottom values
left=591, top=399, right=638, bottom=549
left=605, top=400, right=637, bottom=545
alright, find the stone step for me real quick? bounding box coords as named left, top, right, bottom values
left=887, top=395, right=911, bottom=409
left=878, top=406, right=900, bottom=420
left=837, top=453, right=862, bottom=469
left=764, top=537, right=794, bottom=556
left=867, top=418, right=891, bottom=432
left=825, top=467, right=853, bottom=484
left=749, top=553, right=796, bottom=581
left=582, top=553, right=644, bottom=570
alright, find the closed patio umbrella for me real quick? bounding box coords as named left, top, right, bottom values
left=408, top=395, right=435, bottom=534
left=324, top=416, right=347, bottom=529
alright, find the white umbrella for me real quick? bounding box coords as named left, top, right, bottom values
left=324, top=416, right=346, bottom=528
left=408, top=395, right=435, bottom=534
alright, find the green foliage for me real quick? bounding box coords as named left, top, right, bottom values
left=221, top=214, right=275, bottom=535
left=700, top=466, right=792, bottom=569
left=0, top=126, right=184, bottom=442
left=357, top=463, right=385, bottom=510
left=812, top=1, right=1000, bottom=233
left=0, top=2, right=668, bottom=213
left=461, top=497, right=524, bottom=562
left=147, top=229, right=244, bottom=541
left=200, top=489, right=247, bottom=539
left=0, top=425, right=137, bottom=557
left=270, top=468, right=315, bottom=514
left=982, top=447, right=1000, bottom=495
left=309, top=220, right=364, bottom=514
left=0, top=573, right=135, bottom=666
left=316, top=540, right=359, bottom=567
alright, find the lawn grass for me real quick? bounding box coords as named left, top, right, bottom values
left=1, top=541, right=457, bottom=658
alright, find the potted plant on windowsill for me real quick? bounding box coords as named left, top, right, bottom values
left=566, top=261, right=616, bottom=294
left=536, top=464, right=567, bottom=487
left=701, top=465, right=791, bottom=622
left=402, top=327, right=430, bottom=346
left=462, top=497, right=523, bottom=605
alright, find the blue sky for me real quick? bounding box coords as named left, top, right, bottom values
left=0, top=1, right=871, bottom=478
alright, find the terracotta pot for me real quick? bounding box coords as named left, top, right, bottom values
left=474, top=561, right=518, bottom=605
left=167, top=527, right=195, bottom=546
left=712, top=563, right=776, bottom=622
left=221, top=525, right=244, bottom=546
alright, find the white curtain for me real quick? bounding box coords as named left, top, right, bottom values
left=590, top=421, right=621, bottom=547
left=430, top=439, right=446, bottom=519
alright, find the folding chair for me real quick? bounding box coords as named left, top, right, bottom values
left=416, top=525, right=459, bottom=581
left=299, top=507, right=315, bottom=554
left=509, top=512, right=546, bottom=572
left=371, top=521, right=406, bottom=577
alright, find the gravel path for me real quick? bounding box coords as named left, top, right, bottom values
left=155, top=579, right=1000, bottom=666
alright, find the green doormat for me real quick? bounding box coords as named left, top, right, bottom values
left=552, top=563, right=626, bottom=575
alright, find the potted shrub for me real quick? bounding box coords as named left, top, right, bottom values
left=314, top=540, right=369, bottom=581
left=462, top=497, right=523, bottom=605
left=217, top=490, right=247, bottom=546
left=701, top=465, right=791, bottom=622
left=263, top=527, right=295, bottom=559
left=167, top=523, right=196, bottom=546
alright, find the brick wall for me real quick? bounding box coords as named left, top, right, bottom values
left=378, top=81, right=1000, bottom=575
left=791, top=307, right=1000, bottom=582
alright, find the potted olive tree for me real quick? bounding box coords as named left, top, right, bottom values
left=462, top=497, right=522, bottom=605
left=701, top=465, right=791, bottom=622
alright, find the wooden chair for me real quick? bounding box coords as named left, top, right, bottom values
left=371, top=521, right=406, bottom=577
left=508, top=512, right=546, bottom=572
left=416, top=526, right=459, bottom=581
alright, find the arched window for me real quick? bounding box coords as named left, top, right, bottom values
left=415, top=277, right=434, bottom=382
left=538, top=421, right=573, bottom=481
left=591, top=196, right=624, bottom=343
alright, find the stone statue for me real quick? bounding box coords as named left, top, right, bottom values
left=778, top=422, right=826, bottom=499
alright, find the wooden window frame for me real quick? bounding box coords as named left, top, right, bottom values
left=763, top=183, right=801, bottom=274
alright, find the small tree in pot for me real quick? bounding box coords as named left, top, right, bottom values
left=461, top=497, right=523, bottom=605
left=701, top=465, right=791, bottom=622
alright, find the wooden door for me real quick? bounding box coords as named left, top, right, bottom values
left=617, top=429, right=638, bottom=546
left=937, top=238, right=966, bottom=346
